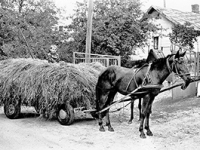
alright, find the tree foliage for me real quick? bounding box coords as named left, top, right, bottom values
left=0, top=0, right=67, bottom=60
left=66, top=0, right=157, bottom=65
left=169, top=22, right=200, bottom=50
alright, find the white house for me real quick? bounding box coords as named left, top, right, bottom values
left=143, top=4, right=200, bottom=56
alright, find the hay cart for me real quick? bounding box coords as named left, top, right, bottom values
left=1, top=59, right=104, bottom=125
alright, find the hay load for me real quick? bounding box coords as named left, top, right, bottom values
left=0, top=58, right=105, bottom=124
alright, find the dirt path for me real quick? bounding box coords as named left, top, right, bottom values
left=1, top=92, right=200, bottom=150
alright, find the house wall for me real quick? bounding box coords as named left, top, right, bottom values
left=147, top=11, right=174, bottom=56
left=147, top=12, right=200, bottom=55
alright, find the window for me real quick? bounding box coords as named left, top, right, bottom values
left=153, top=36, right=159, bottom=49
left=59, top=26, right=63, bottom=32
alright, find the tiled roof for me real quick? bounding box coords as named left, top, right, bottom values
left=146, top=6, right=200, bottom=30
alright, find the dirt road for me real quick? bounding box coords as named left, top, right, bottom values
left=1, top=91, right=200, bottom=150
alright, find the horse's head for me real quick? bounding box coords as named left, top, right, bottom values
left=167, top=50, right=191, bottom=90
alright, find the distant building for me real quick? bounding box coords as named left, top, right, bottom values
left=142, top=4, right=200, bottom=56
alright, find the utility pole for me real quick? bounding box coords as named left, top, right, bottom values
left=163, top=0, right=166, bottom=8
left=85, top=0, right=93, bottom=63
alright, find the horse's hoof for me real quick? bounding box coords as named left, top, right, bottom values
left=99, top=127, right=105, bottom=132
left=146, top=130, right=153, bottom=136
left=128, top=120, right=132, bottom=124
left=108, top=127, right=114, bottom=132
left=140, top=133, right=146, bottom=139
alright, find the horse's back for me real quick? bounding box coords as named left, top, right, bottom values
left=99, top=65, right=132, bottom=80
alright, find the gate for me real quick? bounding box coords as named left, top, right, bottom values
left=73, top=52, right=121, bottom=67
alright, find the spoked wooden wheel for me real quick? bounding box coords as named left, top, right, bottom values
left=57, top=104, right=75, bottom=125
left=4, top=99, right=21, bottom=119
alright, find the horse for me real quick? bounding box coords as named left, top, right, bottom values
left=128, top=49, right=157, bottom=123
left=95, top=50, right=191, bottom=138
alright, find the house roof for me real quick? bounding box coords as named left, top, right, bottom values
left=146, top=6, right=200, bottom=30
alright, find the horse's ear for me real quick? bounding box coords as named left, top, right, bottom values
left=175, top=50, right=180, bottom=59
left=146, top=49, right=157, bottom=63
left=179, top=51, right=186, bottom=57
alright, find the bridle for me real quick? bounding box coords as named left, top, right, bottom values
left=166, top=55, right=190, bottom=76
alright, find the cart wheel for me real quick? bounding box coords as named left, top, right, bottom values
left=4, top=99, right=21, bottom=119
left=57, top=104, right=75, bottom=125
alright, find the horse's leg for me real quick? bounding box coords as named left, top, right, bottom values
left=97, top=92, right=109, bottom=132
left=105, top=91, right=117, bottom=132
left=128, top=100, right=134, bottom=124
left=138, top=98, right=142, bottom=121
left=139, top=112, right=146, bottom=138
left=145, top=111, right=153, bottom=136
left=139, top=95, right=150, bottom=138
left=105, top=109, right=114, bottom=132
left=98, top=113, right=105, bottom=132
left=145, top=98, right=155, bottom=136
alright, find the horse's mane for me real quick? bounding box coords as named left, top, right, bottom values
left=150, top=54, right=175, bottom=70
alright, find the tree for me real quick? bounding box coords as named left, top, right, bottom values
left=169, top=22, right=200, bottom=51
left=66, top=0, right=157, bottom=66
left=0, top=0, right=67, bottom=59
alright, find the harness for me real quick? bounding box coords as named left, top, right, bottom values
left=166, top=56, right=190, bottom=76
left=125, top=63, right=152, bottom=92
left=126, top=55, right=187, bottom=92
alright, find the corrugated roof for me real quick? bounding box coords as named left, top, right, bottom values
left=146, top=6, right=200, bottom=30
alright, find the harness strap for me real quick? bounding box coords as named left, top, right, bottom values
left=142, top=63, right=152, bottom=86
left=166, top=57, right=174, bottom=73
left=125, top=63, right=152, bottom=92
left=125, top=68, right=139, bottom=91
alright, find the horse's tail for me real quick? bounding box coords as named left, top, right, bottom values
left=94, top=67, right=116, bottom=118
left=98, top=67, right=117, bottom=87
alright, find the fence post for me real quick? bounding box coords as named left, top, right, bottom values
left=73, top=52, right=75, bottom=64
left=197, top=52, right=200, bottom=76
left=118, top=56, right=121, bottom=66
left=106, top=58, right=109, bottom=67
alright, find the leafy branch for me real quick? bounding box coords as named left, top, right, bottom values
left=169, top=22, right=200, bottom=50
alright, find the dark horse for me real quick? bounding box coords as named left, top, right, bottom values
left=95, top=50, right=191, bottom=138
left=128, top=49, right=157, bottom=123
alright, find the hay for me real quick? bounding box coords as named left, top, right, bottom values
left=0, top=58, right=105, bottom=119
